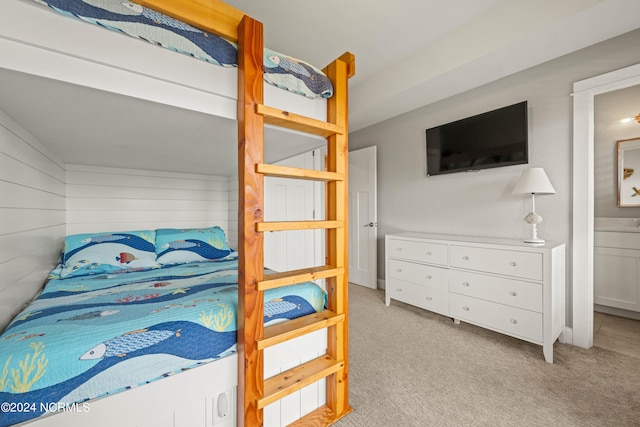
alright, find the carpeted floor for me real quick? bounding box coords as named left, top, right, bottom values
left=333, top=284, right=640, bottom=427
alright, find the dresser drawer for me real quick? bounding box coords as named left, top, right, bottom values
left=450, top=245, right=542, bottom=281
left=388, top=259, right=448, bottom=290
left=449, top=270, right=542, bottom=312
left=388, top=239, right=447, bottom=266
left=388, top=279, right=449, bottom=315
left=450, top=293, right=542, bottom=342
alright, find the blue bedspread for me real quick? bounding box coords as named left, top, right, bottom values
left=0, top=254, right=326, bottom=426
left=34, top=0, right=334, bottom=99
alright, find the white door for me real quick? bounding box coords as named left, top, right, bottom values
left=264, top=150, right=322, bottom=273
left=348, top=146, right=378, bottom=288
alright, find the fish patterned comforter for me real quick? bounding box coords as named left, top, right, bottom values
left=34, top=0, right=334, bottom=99
left=0, top=253, right=326, bottom=426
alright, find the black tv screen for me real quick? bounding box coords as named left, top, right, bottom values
left=426, top=101, right=528, bottom=176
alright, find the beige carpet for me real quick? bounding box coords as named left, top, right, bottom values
left=333, top=284, right=640, bottom=427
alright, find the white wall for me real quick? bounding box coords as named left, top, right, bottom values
left=350, top=28, right=640, bottom=327
left=0, top=110, right=65, bottom=329
left=66, top=164, right=230, bottom=236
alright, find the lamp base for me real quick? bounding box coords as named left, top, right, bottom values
left=523, top=238, right=545, bottom=244
left=524, top=217, right=545, bottom=245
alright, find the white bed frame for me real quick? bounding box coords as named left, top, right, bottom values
left=1, top=1, right=330, bottom=426
left=0, top=1, right=326, bottom=123
left=16, top=330, right=328, bottom=427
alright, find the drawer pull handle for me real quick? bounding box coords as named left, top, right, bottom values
left=397, top=288, right=403, bottom=292
left=462, top=306, right=470, bottom=311
left=396, top=269, right=402, bottom=273
left=462, top=282, right=470, bottom=287
left=396, top=248, right=403, bottom=251
left=510, top=319, right=518, bottom=325
left=462, top=256, right=469, bottom=261
left=425, top=275, right=432, bottom=279
left=509, top=291, right=518, bottom=296
left=426, top=251, right=432, bottom=256
left=425, top=296, right=432, bottom=301
left=510, top=261, right=517, bottom=267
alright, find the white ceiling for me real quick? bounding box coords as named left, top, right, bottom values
left=1, top=0, right=640, bottom=176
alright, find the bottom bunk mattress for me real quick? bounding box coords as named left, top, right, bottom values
left=0, top=254, right=326, bottom=427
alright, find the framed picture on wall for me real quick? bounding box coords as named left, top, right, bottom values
left=617, top=137, right=640, bottom=207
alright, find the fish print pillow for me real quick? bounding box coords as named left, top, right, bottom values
left=60, top=230, right=159, bottom=278
left=264, top=48, right=334, bottom=99
left=155, top=227, right=232, bottom=265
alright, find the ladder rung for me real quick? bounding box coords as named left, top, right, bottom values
left=287, top=404, right=353, bottom=427
left=258, top=310, right=345, bottom=350
left=256, top=163, right=344, bottom=182
left=258, top=265, right=344, bottom=291
left=257, top=220, right=343, bottom=232
left=257, top=355, right=344, bottom=409
left=257, top=104, right=344, bottom=137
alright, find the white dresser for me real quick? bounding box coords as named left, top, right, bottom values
left=385, top=232, right=565, bottom=363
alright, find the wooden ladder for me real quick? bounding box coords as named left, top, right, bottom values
left=237, top=16, right=354, bottom=427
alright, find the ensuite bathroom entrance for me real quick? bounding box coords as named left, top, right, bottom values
left=591, top=84, right=640, bottom=358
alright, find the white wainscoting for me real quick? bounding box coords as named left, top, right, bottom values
left=227, top=176, right=239, bottom=250
left=0, top=110, right=65, bottom=330
left=65, top=164, right=230, bottom=236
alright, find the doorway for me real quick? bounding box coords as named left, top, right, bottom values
left=348, top=146, right=378, bottom=288
left=592, top=85, right=640, bottom=355
left=572, top=62, right=640, bottom=348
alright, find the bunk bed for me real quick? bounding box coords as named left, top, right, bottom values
left=0, top=1, right=354, bottom=426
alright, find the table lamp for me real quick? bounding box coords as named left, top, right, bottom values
left=511, top=168, right=556, bottom=244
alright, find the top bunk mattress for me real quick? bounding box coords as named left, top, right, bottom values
left=0, top=253, right=326, bottom=427
left=34, top=0, right=333, bottom=99
left=0, top=0, right=328, bottom=122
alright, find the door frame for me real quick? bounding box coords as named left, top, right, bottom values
left=572, top=62, right=640, bottom=348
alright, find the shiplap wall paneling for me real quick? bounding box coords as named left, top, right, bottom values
left=0, top=110, right=65, bottom=330
left=65, top=164, right=229, bottom=235
left=227, top=176, right=238, bottom=250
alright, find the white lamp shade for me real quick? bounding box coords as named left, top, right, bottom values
left=511, top=167, right=556, bottom=195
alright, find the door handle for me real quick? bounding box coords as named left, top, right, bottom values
left=363, top=222, right=377, bottom=227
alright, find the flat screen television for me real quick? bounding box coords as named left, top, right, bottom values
left=426, top=101, right=528, bottom=176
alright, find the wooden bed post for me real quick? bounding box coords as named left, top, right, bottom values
left=323, top=52, right=353, bottom=420
left=237, top=14, right=265, bottom=427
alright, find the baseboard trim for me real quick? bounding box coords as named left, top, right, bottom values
left=378, top=278, right=385, bottom=290
left=595, top=304, right=640, bottom=321
left=561, top=327, right=573, bottom=345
